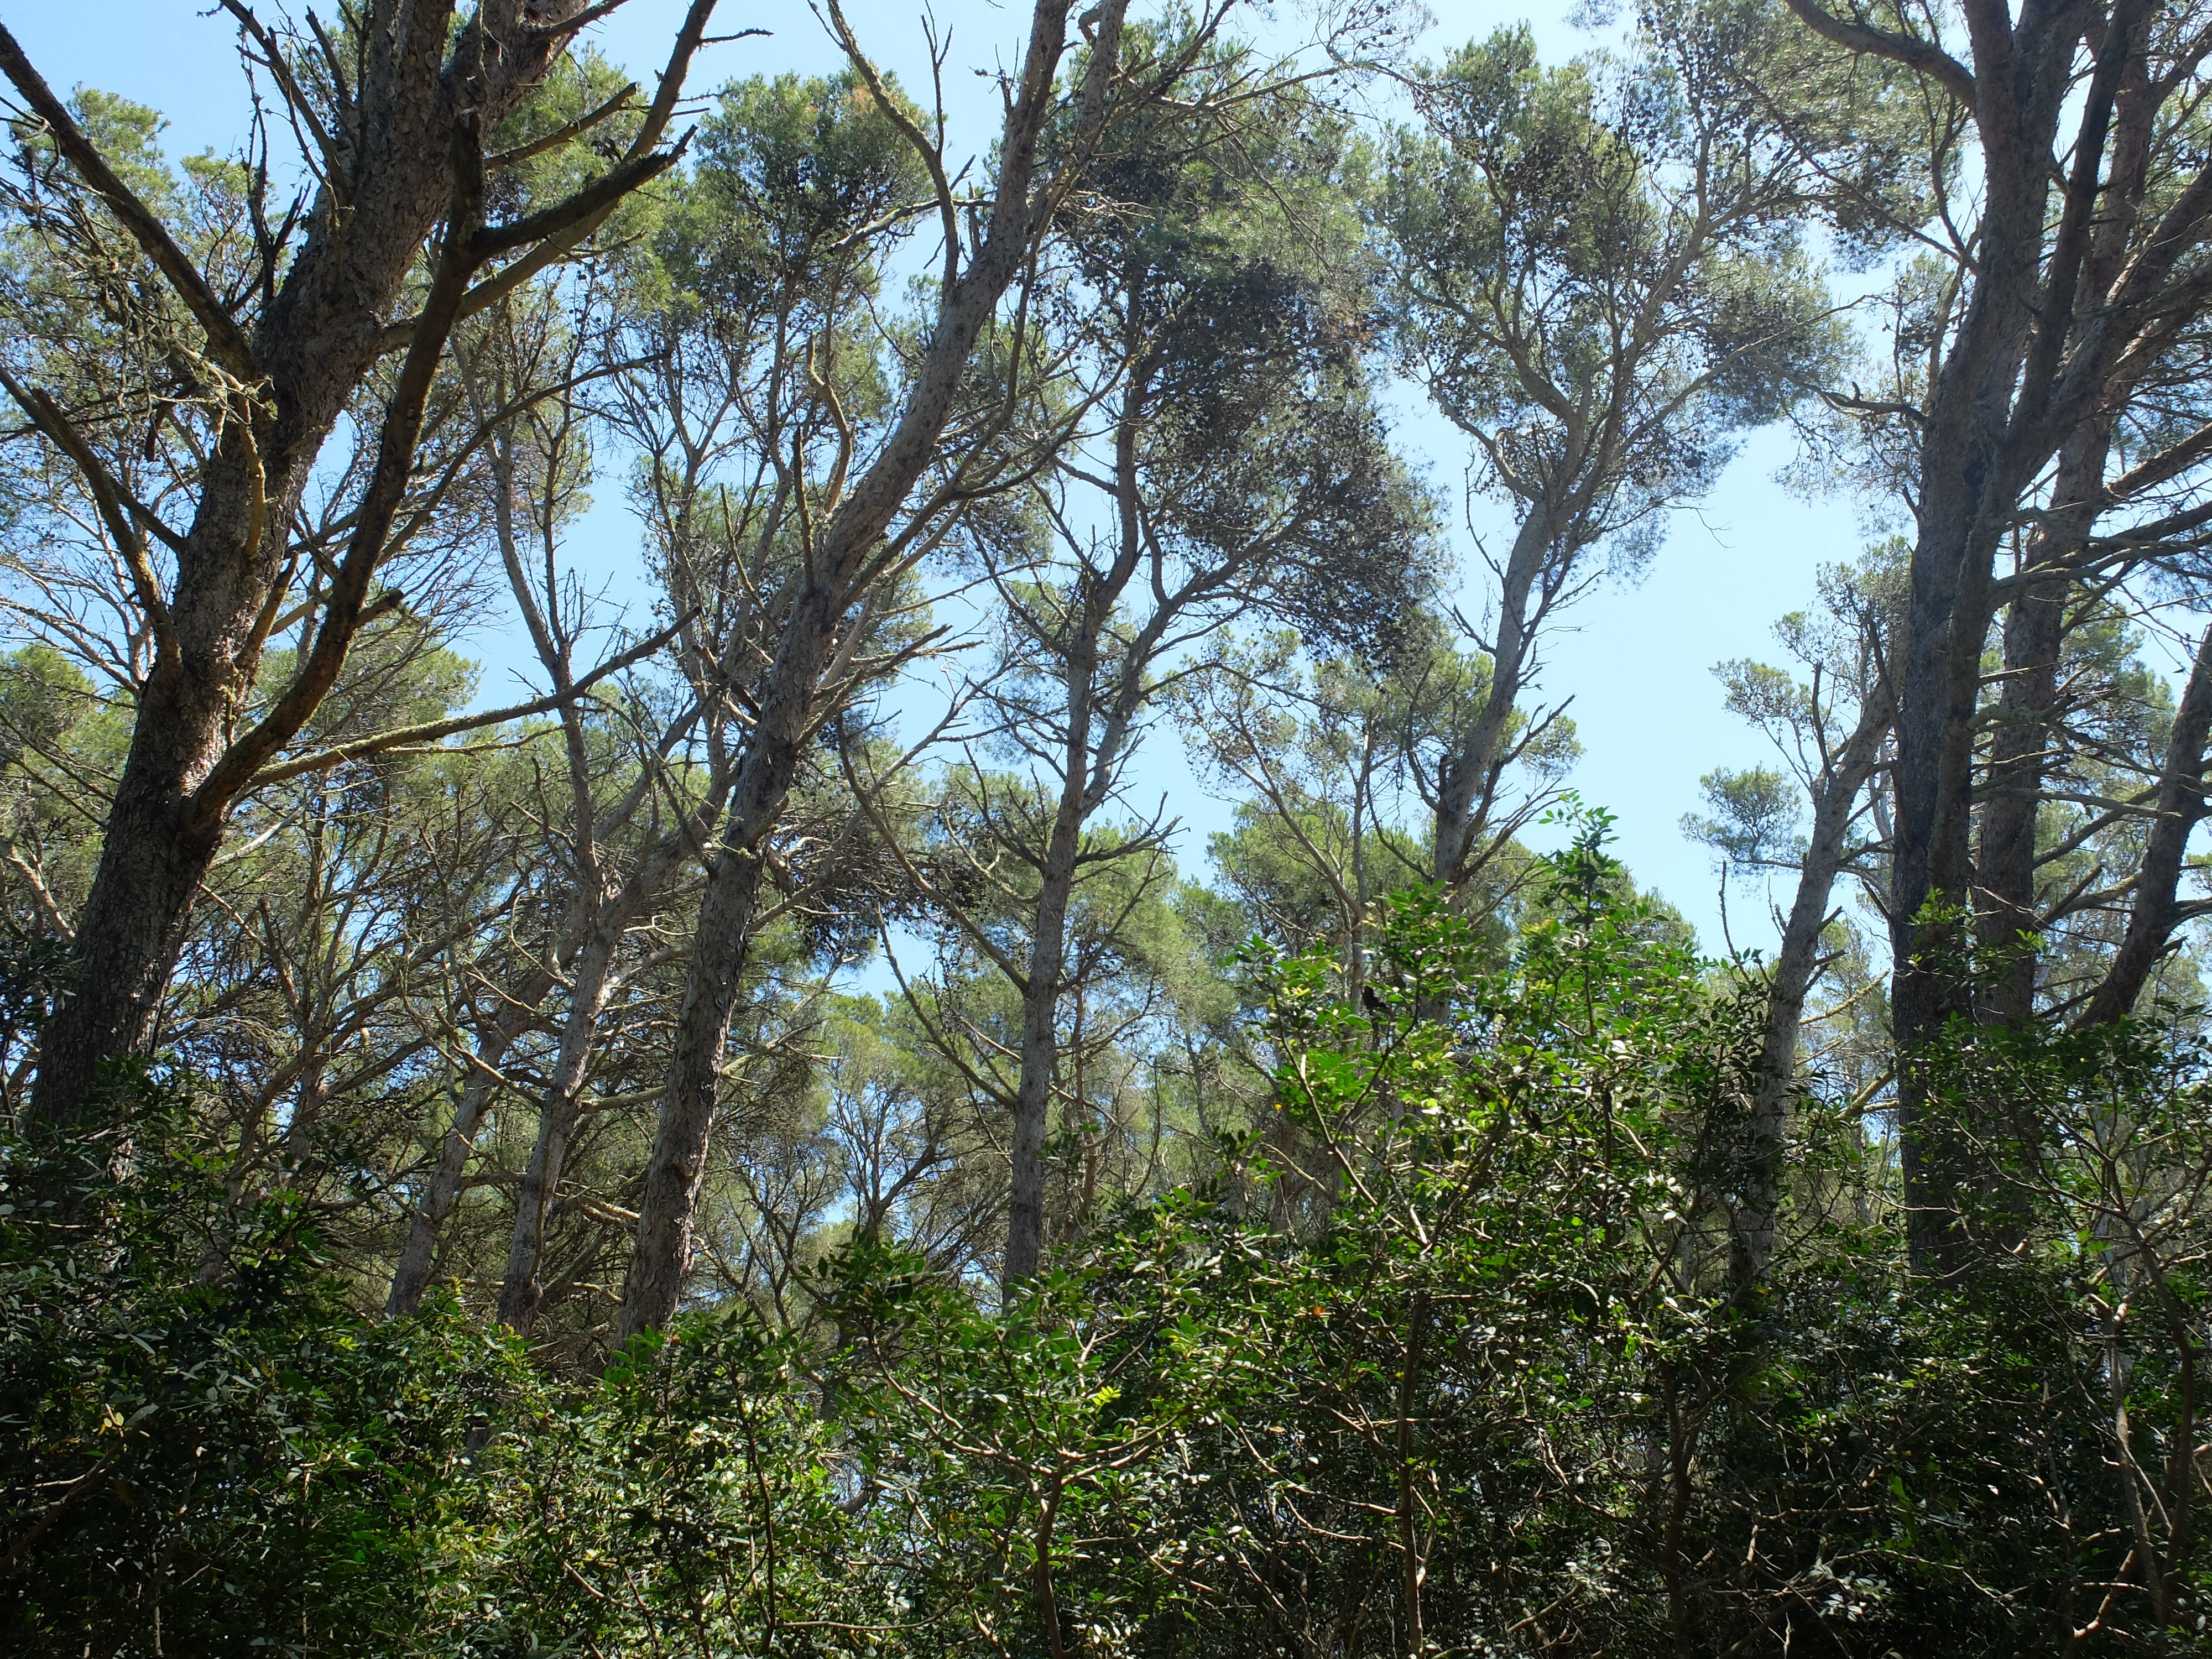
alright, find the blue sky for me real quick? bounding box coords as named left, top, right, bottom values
left=3, top=0, right=1879, bottom=955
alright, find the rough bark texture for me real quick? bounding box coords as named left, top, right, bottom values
left=7, top=0, right=706, bottom=1127
left=614, top=0, right=1134, bottom=1339
left=1840, top=1, right=2178, bottom=1272
left=1970, top=50, right=2152, bottom=1023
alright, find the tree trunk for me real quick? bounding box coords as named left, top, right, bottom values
left=2078, top=623, right=2212, bottom=1026
left=1434, top=507, right=1554, bottom=888
left=386, top=980, right=550, bottom=1317
left=34, top=743, right=230, bottom=1120
left=615, top=547, right=870, bottom=1341
left=1817, top=0, right=2167, bottom=1276
left=1005, top=751, right=1089, bottom=1286
left=614, top=0, right=1128, bottom=1340
left=493, top=821, right=716, bottom=1333
left=615, top=787, right=782, bottom=1342
left=1735, top=679, right=1891, bottom=1285
left=1884, top=49, right=2072, bottom=1271
left=497, top=923, right=620, bottom=1333
left=1976, top=422, right=2119, bottom=1031
left=1974, top=578, right=2068, bottom=1022
left=9, top=2, right=601, bottom=1126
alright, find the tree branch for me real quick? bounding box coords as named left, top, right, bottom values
left=246, top=610, right=692, bottom=789
left=1779, top=0, right=1977, bottom=107
left=0, top=23, right=257, bottom=377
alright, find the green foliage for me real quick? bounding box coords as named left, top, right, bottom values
left=7, top=838, right=2212, bottom=1654
left=7, top=9, right=2212, bottom=1656
left=0, top=1085, right=529, bottom=1655
left=1383, top=21, right=1842, bottom=565
left=660, top=70, right=926, bottom=325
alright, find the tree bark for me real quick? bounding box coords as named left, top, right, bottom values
left=615, top=0, right=1130, bottom=1342
left=1973, top=100, right=2146, bottom=1023
left=1001, top=385, right=1156, bottom=1286
left=495, top=823, right=706, bottom=1331
left=8, top=0, right=703, bottom=1126
left=1434, top=507, right=1554, bottom=888
left=387, top=980, right=551, bottom=1317
left=497, top=923, right=620, bottom=1333
left=1867, top=3, right=2118, bottom=1273
left=1973, top=573, right=2070, bottom=1025
left=1005, top=792, right=1083, bottom=1286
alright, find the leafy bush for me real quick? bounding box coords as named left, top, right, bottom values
left=7, top=854, right=2209, bottom=1655
left=0, top=1083, right=528, bottom=1656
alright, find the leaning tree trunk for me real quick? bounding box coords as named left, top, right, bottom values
left=2078, top=623, right=2212, bottom=1027
left=494, top=822, right=707, bottom=1332
left=614, top=0, right=1129, bottom=1342
left=617, top=582, right=856, bottom=1340
left=387, top=977, right=552, bottom=1317
left=1735, top=680, right=1891, bottom=1284
left=1434, top=505, right=1554, bottom=889
left=497, top=924, right=621, bottom=1333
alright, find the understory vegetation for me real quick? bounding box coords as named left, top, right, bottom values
left=15, top=851, right=2211, bottom=1654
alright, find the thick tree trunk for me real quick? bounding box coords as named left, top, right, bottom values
left=1887, top=228, right=2051, bottom=1264
left=33, top=738, right=231, bottom=1119
left=615, top=831, right=769, bottom=1338
left=617, top=558, right=867, bottom=1343
left=8, top=2, right=595, bottom=1126
left=1889, top=462, right=2025, bottom=1274
left=1848, top=0, right=2173, bottom=1275
left=1885, top=44, right=2073, bottom=1271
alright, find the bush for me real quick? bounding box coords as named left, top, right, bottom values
left=7, top=857, right=2209, bottom=1655
left=0, top=1083, right=528, bottom=1657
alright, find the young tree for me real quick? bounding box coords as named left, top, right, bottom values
left=1689, top=549, right=1900, bottom=1278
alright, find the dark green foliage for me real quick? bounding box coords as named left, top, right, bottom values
left=0, top=1081, right=529, bottom=1655
left=9, top=830, right=2204, bottom=1655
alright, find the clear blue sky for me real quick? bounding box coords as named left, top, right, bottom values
left=3, top=0, right=1875, bottom=955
